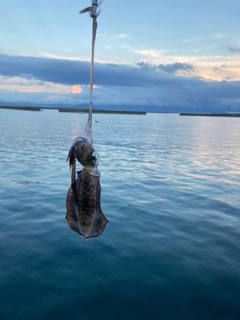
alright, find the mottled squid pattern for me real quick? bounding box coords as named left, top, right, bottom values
left=66, top=138, right=108, bottom=239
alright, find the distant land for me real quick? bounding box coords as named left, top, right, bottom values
left=0, top=102, right=161, bottom=113
left=58, top=108, right=146, bottom=115
left=0, top=101, right=240, bottom=115
left=2, top=106, right=240, bottom=117
left=180, top=113, right=240, bottom=117
left=0, top=106, right=41, bottom=111
left=0, top=101, right=175, bottom=113
left=0, top=105, right=146, bottom=115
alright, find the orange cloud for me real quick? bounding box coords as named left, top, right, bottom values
left=18, top=89, right=38, bottom=92
left=71, top=85, right=83, bottom=94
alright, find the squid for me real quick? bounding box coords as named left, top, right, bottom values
left=66, top=137, right=108, bottom=239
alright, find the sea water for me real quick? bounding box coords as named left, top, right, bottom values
left=0, top=109, right=240, bottom=320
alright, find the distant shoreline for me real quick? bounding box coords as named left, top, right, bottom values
left=0, top=106, right=146, bottom=115
left=0, top=106, right=41, bottom=111
left=1, top=106, right=240, bottom=117
left=58, top=108, right=146, bottom=115
left=180, top=113, right=240, bottom=117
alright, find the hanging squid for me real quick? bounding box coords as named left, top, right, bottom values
left=65, top=1, right=108, bottom=239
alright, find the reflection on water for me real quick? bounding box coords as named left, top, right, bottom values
left=0, top=109, right=240, bottom=320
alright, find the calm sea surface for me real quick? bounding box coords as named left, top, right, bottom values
left=0, top=109, right=240, bottom=320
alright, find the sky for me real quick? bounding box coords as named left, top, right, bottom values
left=0, top=0, right=240, bottom=111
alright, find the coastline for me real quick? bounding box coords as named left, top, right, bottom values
left=0, top=106, right=146, bottom=115
left=180, top=113, right=240, bottom=117
left=0, top=106, right=41, bottom=111
left=2, top=106, right=239, bottom=117
left=58, top=108, right=146, bottom=115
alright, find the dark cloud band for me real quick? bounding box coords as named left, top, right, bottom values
left=0, top=54, right=239, bottom=105
left=0, top=54, right=194, bottom=87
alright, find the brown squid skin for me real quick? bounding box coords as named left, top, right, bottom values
left=66, top=137, right=108, bottom=239
left=66, top=168, right=108, bottom=239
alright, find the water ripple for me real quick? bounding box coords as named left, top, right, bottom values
left=0, top=110, right=240, bottom=319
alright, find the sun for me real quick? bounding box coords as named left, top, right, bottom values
left=71, top=85, right=83, bottom=94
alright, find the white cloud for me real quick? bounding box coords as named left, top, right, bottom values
left=64, top=49, right=76, bottom=53
left=112, top=34, right=130, bottom=39
left=119, top=45, right=240, bottom=81
left=0, top=76, right=85, bottom=94
left=182, top=36, right=204, bottom=43
left=211, top=33, right=228, bottom=39
left=38, top=52, right=90, bottom=62
left=131, top=48, right=168, bottom=59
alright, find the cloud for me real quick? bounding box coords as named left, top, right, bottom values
left=182, top=36, right=204, bottom=43
left=116, top=45, right=240, bottom=81
left=135, top=62, right=194, bottom=74
left=228, top=46, right=240, bottom=53
left=211, top=33, right=228, bottom=39
left=0, top=54, right=240, bottom=112
left=157, top=63, right=194, bottom=74
left=183, top=33, right=227, bottom=43
left=113, top=34, right=130, bottom=39
left=131, top=48, right=167, bottom=59
left=0, top=53, right=181, bottom=87
left=0, top=75, right=77, bottom=94
left=0, top=54, right=90, bottom=86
